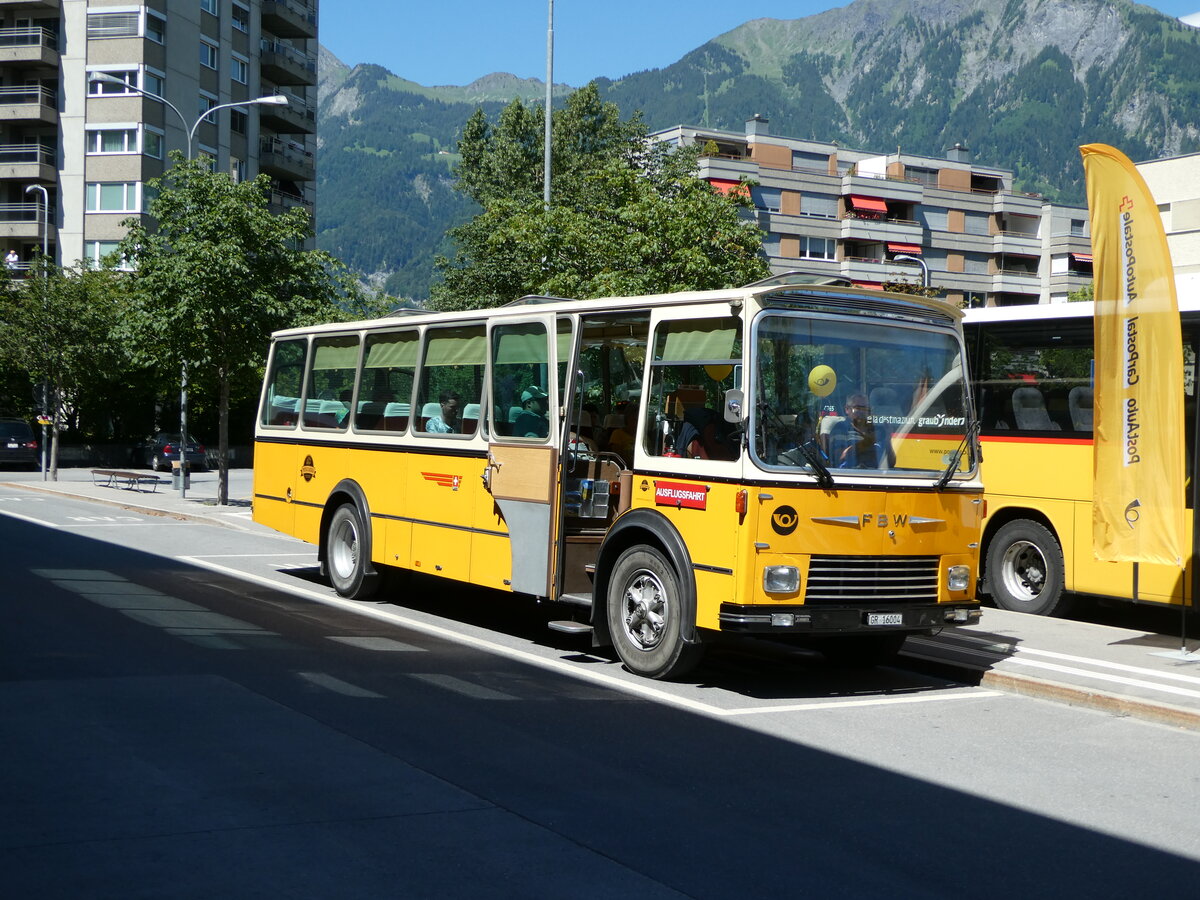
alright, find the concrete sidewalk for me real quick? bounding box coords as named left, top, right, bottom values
left=5, top=466, right=1200, bottom=731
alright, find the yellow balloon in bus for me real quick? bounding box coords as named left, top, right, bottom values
left=808, top=365, right=837, bottom=397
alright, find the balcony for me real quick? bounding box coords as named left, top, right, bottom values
left=993, top=230, right=1041, bottom=255
left=260, top=92, right=315, bottom=134
left=0, top=0, right=59, bottom=8
left=259, top=137, right=314, bottom=181
left=0, top=200, right=50, bottom=242
left=0, top=84, right=56, bottom=122
left=0, top=26, right=57, bottom=67
left=993, top=268, right=1041, bottom=294
left=260, top=39, right=316, bottom=86
left=268, top=188, right=312, bottom=216
left=840, top=214, right=923, bottom=245
left=0, top=143, right=55, bottom=180
left=261, top=1, right=317, bottom=39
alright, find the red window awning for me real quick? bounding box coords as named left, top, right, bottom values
left=708, top=178, right=742, bottom=196
left=850, top=195, right=887, bottom=213
left=852, top=280, right=882, bottom=289
left=1071, top=252, right=1093, bottom=263
left=887, top=242, right=922, bottom=255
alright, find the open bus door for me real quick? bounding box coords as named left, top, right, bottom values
left=483, top=314, right=561, bottom=597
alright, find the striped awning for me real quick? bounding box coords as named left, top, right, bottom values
left=888, top=242, right=922, bottom=255
left=1071, top=252, right=1093, bottom=263
left=850, top=195, right=887, bottom=213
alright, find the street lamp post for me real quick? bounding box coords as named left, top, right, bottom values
left=24, top=183, right=49, bottom=480
left=89, top=74, right=288, bottom=496
left=893, top=253, right=930, bottom=289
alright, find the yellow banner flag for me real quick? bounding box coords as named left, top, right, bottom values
left=1080, top=143, right=1185, bottom=566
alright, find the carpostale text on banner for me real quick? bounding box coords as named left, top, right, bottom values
left=1080, top=143, right=1185, bottom=566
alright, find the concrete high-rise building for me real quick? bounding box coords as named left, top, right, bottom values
left=0, top=0, right=317, bottom=272
left=1137, top=152, right=1200, bottom=300
left=655, top=118, right=1093, bottom=306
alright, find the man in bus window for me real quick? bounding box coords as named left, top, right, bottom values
left=426, top=391, right=461, bottom=434
left=827, top=392, right=895, bottom=468
left=515, top=386, right=549, bottom=438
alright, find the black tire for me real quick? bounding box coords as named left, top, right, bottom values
left=606, top=546, right=703, bottom=679
left=151, top=453, right=163, bottom=472
left=819, top=632, right=908, bottom=667
left=985, top=518, right=1070, bottom=616
left=326, top=503, right=380, bottom=599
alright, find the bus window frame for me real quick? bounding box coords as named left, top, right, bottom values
left=352, top=326, right=420, bottom=435
left=412, top=322, right=488, bottom=441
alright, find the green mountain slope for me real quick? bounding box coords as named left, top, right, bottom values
left=316, top=0, right=1200, bottom=300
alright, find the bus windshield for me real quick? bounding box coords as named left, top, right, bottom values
left=752, top=312, right=973, bottom=478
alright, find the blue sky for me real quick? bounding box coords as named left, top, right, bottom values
left=318, top=1, right=1200, bottom=88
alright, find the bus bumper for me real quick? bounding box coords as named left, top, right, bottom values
left=717, top=602, right=981, bottom=634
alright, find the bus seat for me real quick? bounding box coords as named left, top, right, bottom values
left=270, top=397, right=298, bottom=425
left=356, top=401, right=385, bottom=428
left=1068, top=386, right=1094, bottom=432
left=462, top=403, right=480, bottom=435
left=508, top=406, right=524, bottom=424
left=380, top=402, right=409, bottom=431
left=419, top=401, right=442, bottom=431
left=1011, top=386, right=1060, bottom=431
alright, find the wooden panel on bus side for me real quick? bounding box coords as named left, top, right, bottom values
left=407, top=448, right=478, bottom=583
left=488, top=444, right=556, bottom=503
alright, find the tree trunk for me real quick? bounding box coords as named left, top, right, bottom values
left=218, top=369, right=230, bottom=506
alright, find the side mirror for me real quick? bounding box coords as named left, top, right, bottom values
left=723, top=389, right=744, bottom=424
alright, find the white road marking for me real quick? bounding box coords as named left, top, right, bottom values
left=180, top=554, right=1003, bottom=719
left=409, top=673, right=517, bottom=701
left=0, top=508, right=59, bottom=527
left=328, top=636, right=424, bottom=652
left=298, top=672, right=384, bottom=698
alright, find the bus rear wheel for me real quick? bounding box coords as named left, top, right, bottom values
left=607, top=546, right=703, bottom=680
left=986, top=519, right=1070, bottom=616
left=327, top=503, right=379, bottom=600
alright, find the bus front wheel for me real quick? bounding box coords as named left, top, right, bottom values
left=607, top=546, right=703, bottom=680
left=985, top=519, right=1070, bottom=616
left=327, top=503, right=379, bottom=600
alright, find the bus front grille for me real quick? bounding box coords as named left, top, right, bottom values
left=804, top=555, right=940, bottom=605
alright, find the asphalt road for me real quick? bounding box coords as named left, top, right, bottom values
left=3, top=489, right=1199, bottom=897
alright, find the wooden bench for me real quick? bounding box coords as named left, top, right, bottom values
left=91, top=469, right=160, bottom=492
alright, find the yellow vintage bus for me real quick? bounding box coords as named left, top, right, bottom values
left=253, top=276, right=983, bottom=678
left=964, top=300, right=1199, bottom=616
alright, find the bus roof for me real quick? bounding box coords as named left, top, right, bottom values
left=271, top=281, right=964, bottom=340
left=964, top=293, right=1200, bottom=326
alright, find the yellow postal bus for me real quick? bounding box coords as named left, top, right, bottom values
left=964, top=300, right=1200, bottom=616
left=253, top=277, right=984, bottom=678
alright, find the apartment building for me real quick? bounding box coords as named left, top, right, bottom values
left=1136, top=151, right=1200, bottom=300
left=0, top=0, right=317, bottom=272
left=655, top=117, right=1093, bottom=306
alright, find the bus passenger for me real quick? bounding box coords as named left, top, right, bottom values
left=514, top=386, right=549, bottom=437
left=425, top=391, right=462, bottom=434
left=827, top=392, right=894, bottom=468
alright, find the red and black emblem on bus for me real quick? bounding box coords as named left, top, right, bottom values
left=423, top=471, right=461, bottom=491
left=300, top=455, right=316, bottom=482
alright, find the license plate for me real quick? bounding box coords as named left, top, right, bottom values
left=867, top=613, right=904, bottom=626
left=6, top=442, right=16, bottom=449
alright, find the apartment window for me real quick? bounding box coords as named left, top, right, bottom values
left=198, top=91, right=217, bottom=118
left=1070, top=218, right=1086, bottom=236
left=86, top=127, right=138, bottom=155
left=146, top=11, right=165, bottom=43
left=200, top=40, right=219, bottom=71
left=87, top=67, right=164, bottom=97
left=799, top=236, right=835, bottom=260
left=231, top=55, right=249, bottom=85
left=230, top=157, right=245, bottom=183
left=85, top=241, right=129, bottom=270
left=144, top=70, right=164, bottom=96
left=230, top=109, right=247, bottom=135
left=86, top=182, right=140, bottom=213
left=201, top=0, right=218, bottom=14
left=144, top=126, right=163, bottom=159
left=232, top=3, right=249, bottom=32
left=87, top=11, right=139, bottom=38
left=197, top=148, right=218, bottom=172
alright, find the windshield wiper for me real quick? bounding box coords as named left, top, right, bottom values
left=798, top=439, right=836, bottom=490
left=934, top=419, right=980, bottom=490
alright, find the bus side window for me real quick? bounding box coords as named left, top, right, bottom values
left=416, top=325, right=485, bottom=438
left=303, top=335, right=359, bottom=431
left=356, top=330, right=417, bottom=433
left=261, top=339, right=306, bottom=428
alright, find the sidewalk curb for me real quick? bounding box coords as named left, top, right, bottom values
left=11, top=483, right=256, bottom=532
left=978, top=669, right=1200, bottom=733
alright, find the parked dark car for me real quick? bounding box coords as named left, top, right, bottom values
left=134, top=432, right=207, bottom=472
left=0, top=418, right=38, bottom=469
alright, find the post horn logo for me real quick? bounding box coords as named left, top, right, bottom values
left=772, top=505, right=799, bottom=535
left=1124, top=498, right=1141, bottom=529
left=300, top=455, right=316, bottom=482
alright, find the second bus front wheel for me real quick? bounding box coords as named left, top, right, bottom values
left=985, top=518, right=1070, bottom=616
left=607, top=546, right=704, bottom=680
left=326, top=503, right=380, bottom=600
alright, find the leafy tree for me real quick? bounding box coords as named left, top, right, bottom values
left=1067, top=282, right=1094, bottom=303
left=432, top=83, right=768, bottom=309
left=118, top=153, right=351, bottom=503
left=0, top=259, right=125, bottom=477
